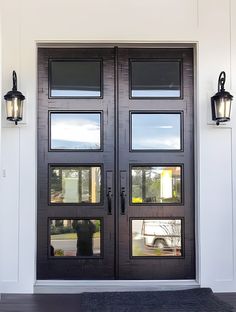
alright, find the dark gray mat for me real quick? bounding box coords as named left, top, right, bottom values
left=0, top=288, right=233, bottom=312
left=76, top=288, right=233, bottom=312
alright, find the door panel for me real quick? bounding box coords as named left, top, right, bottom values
left=37, top=48, right=115, bottom=279
left=37, top=47, right=195, bottom=280
left=117, top=48, right=195, bottom=279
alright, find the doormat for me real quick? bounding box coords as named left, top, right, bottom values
left=77, top=288, right=233, bottom=312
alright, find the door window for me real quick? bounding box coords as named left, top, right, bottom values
left=131, top=166, right=182, bottom=204
left=50, top=219, right=101, bottom=257
left=131, top=219, right=182, bottom=257
left=130, top=60, right=181, bottom=98
left=49, top=59, right=102, bottom=98
left=50, top=112, right=102, bottom=150
left=50, top=166, right=101, bottom=204
left=131, top=112, right=182, bottom=150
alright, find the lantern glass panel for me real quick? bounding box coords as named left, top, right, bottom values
left=6, top=98, right=23, bottom=120
left=215, top=98, right=231, bottom=119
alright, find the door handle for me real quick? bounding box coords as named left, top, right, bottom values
left=120, top=171, right=127, bottom=215
left=107, top=188, right=112, bottom=215
left=106, top=171, right=113, bottom=215
left=121, top=188, right=126, bottom=215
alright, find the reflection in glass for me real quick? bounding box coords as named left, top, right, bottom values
left=131, top=61, right=181, bottom=97
left=132, top=219, right=182, bottom=257
left=132, top=113, right=181, bottom=150
left=50, top=219, right=101, bottom=257
left=132, top=166, right=181, bottom=204
left=50, top=113, right=101, bottom=150
left=50, top=60, right=101, bottom=97
left=50, top=166, right=101, bottom=204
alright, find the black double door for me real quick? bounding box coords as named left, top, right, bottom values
left=37, top=47, right=195, bottom=280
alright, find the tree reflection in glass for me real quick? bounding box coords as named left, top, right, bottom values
left=132, top=166, right=181, bottom=204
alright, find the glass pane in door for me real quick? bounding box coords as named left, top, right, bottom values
left=131, top=166, right=182, bottom=204
left=130, top=60, right=181, bottom=98
left=132, top=219, right=182, bottom=257
left=50, top=112, right=101, bottom=150
left=131, top=113, right=181, bottom=150
left=50, top=219, right=101, bottom=257
left=50, top=166, right=101, bottom=204
left=49, top=60, right=102, bottom=97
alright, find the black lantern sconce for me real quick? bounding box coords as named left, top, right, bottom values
left=4, top=71, right=25, bottom=125
left=211, top=71, right=233, bottom=126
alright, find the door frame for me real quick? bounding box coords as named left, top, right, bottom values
left=35, top=42, right=199, bottom=291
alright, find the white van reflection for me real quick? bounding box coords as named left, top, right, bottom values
left=132, top=219, right=182, bottom=257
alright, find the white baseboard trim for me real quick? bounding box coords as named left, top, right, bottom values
left=34, top=280, right=200, bottom=294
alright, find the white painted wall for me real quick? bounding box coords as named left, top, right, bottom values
left=0, top=0, right=236, bottom=293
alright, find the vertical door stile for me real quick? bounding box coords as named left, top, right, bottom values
left=114, top=46, right=119, bottom=279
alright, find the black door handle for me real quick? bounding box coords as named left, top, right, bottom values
left=106, top=171, right=113, bottom=215
left=107, top=189, right=112, bottom=215
left=121, top=188, right=126, bottom=215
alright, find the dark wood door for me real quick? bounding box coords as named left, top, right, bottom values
left=117, top=48, right=195, bottom=279
left=37, top=47, right=195, bottom=280
left=37, top=48, right=116, bottom=279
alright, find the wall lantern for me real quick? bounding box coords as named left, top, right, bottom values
left=211, top=71, right=233, bottom=126
left=4, top=71, right=25, bottom=125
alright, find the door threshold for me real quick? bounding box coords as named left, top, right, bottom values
left=34, top=280, right=200, bottom=294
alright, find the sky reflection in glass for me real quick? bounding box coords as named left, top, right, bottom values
left=132, top=113, right=181, bottom=150
left=51, top=113, right=101, bottom=150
